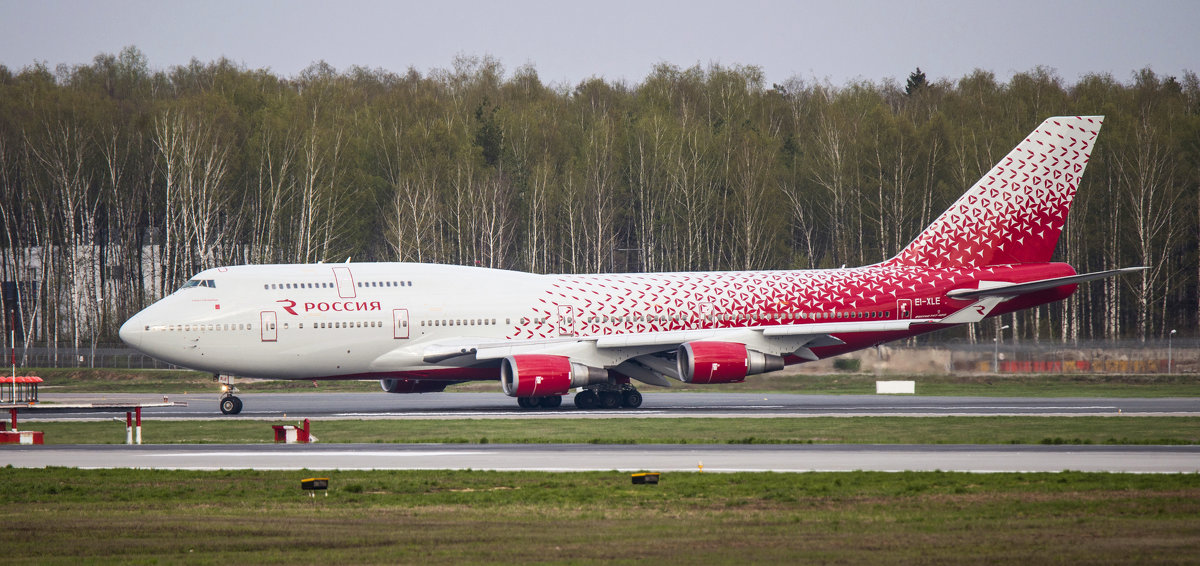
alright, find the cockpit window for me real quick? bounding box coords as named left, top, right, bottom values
left=178, top=279, right=217, bottom=291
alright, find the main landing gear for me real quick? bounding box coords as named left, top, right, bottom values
left=516, top=384, right=644, bottom=411
left=215, top=374, right=243, bottom=415
left=516, top=395, right=563, bottom=409
left=573, top=386, right=642, bottom=410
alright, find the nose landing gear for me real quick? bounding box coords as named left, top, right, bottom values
left=214, top=374, right=243, bottom=415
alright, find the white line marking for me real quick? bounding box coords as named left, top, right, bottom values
left=151, top=451, right=491, bottom=457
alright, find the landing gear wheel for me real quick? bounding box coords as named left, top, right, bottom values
left=574, top=389, right=598, bottom=410
left=598, top=391, right=621, bottom=410
left=621, top=390, right=643, bottom=408
left=517, top=397, right=539, bottom=409
left=220, top=396, right=243, bottom=415
left=539, top=395, right=563, bottom=408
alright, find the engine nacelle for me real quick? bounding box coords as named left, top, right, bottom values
left=380, top=378, right=453, bottom=394
left=499, top=355, right=609, bottom=397
left=677, top=341, right=785, bottom=384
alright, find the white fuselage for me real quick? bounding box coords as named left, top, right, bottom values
left=118, top=259, right=1082, bottom=385
left=120, top=263, right=546, bottom=379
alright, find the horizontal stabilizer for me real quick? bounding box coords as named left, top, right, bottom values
left=937, top=295, right=1008, bottom=324
left=946, top=267, right=1147, bottom=300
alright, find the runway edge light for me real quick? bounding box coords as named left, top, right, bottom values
left=631, top=472, right=660, bottom=485
left=301, top=477, right=329, bottom=497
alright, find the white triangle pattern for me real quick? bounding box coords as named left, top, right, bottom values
left=888, top=116, right=1102, bottom=269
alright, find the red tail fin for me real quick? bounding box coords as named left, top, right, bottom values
left=887, top=116, right=1103, bottom=269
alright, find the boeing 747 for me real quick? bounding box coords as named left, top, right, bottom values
left=120, top=116, right=1142, bottom=414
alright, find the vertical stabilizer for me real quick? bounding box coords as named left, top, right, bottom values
left=887, top=116, right=1103, bottom=269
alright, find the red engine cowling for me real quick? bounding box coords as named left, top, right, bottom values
left=677, top=342, right=785, bottom=384
left=380, top=379, right=455, bottom=393
left=500, top=355, right=608, bottom=397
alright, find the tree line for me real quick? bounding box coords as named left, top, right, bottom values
left=1, top=47, right=1197, bottom=355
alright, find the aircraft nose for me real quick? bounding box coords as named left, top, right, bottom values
left=119, top=316, right=142, bottom=349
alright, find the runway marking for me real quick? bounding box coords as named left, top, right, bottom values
left=811, top=405, right=1122, bottom=411
left=152, top=451, right=492, bottom=457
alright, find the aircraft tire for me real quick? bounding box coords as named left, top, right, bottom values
left=621, top=390, right=643, bottom=409
left=598, top=391, right=621, bottom=410
left=220, top=396, right=242, bottom=415
left=539, top=395, right=563, bottom=408
left=516, top=397, right=539, bottom=409
left=574, top=390, right=598, bottom=410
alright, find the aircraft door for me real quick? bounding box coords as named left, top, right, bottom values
left=897, top=299, right=912, bottom=319
left=393, top=308, right=409, bottom=339
left=332, top=267, right=356, bottom=298
left=260, top=311, right=278, bottom=342
left=557, top=305, right=576, bottom=337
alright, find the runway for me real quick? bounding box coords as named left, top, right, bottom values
left=4, top=443, right=1199, bottom=473
left=10, top=393, right=1199, bottom=473
left=26, top=391, right=1200, bottom=420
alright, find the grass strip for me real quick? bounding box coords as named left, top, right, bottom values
left=0, top=468, right=1196, bottom=564
left=20, top=416, right=1200, bottom=445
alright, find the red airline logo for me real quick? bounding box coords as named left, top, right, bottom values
left=276, top=299, right=382, bottom=316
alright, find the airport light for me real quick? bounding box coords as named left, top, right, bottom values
left=1168, top=329, right=1177, bottom=374
left=993, top=324, right=1010, bottom=373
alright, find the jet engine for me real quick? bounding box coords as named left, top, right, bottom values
left=380, top=378, right=454, bottom=393
left=499, top=355, right=609, bottom=397
left=677, top=341, right=785, bottom=384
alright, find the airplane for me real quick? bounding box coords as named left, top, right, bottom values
left=119, top=115, right=1143, bottom=415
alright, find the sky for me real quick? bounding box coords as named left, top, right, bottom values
left=1, top=0, right=1197, bottom=88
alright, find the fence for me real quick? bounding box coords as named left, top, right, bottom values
left=783, top=338, right=1199, bottom=375
left=942, top=338, right=1198, bottom=374
left=3, top=344, right=181, bottom=370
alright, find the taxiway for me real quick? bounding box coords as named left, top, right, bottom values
left=26, top=391, right=1200, bottom=420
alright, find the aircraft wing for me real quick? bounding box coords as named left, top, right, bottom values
left=371, top=319, right=931, bottom=386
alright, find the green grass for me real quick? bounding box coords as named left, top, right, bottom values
left=22, top=416, right=1200, bottom=445
left=0, top=468, right=1196, bottom=564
